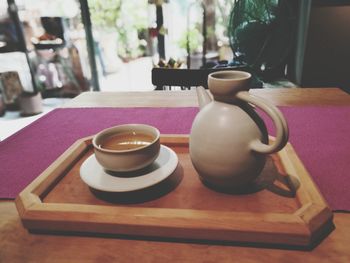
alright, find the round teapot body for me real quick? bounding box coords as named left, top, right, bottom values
left=189, top=101, right=268, bottom=190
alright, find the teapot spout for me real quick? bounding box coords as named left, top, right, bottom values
left=196, top=86, right=212, bottom=110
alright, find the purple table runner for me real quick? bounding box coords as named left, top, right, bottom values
left=1, top=106, right=349, bottom=211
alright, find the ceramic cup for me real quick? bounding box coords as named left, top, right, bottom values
left=92, top=124, right=160, bottom=172
left=19, top=92, right=43, bottom=116
left=207, top=70, right=252, bottom=101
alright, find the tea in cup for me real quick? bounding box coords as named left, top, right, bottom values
left=92, top=124, right=160, bottom=172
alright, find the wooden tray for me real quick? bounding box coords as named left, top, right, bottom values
left=15, top=136, right=333, bottom=247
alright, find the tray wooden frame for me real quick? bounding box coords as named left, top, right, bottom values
left=15, top=135, right=333, bottom=247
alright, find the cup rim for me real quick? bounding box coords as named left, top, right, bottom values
left=92, top=124, right=160, bottom=154
left=208, top=70, right=251, bottom=82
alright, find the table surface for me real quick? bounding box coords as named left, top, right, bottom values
left=1, top=88, right=350, bottom=263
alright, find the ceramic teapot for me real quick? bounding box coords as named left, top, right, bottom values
left=189, top=70, right=289, bottom=190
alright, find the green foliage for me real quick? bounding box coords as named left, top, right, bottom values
left=228, top=0, right=296, bottom=80
left=88, top=0, right=148, bottom=59
left=178, top=27, right=203, bottom=54
left=231, top=0, right=278, bottom=28
left=216, top=0, right=234, bottom=27
left=89, top=0, right=122, bottom=29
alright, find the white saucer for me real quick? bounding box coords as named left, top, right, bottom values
left=80, top=145, right=178, bottom=192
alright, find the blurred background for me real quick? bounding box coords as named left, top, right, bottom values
left=0, top=0, right=349, bottom=113
left=0, top=0, right=238, bottom=95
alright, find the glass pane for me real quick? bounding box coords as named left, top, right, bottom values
left=0, top=0, right=92, bottom=96
left=88, top=0, right=154, bottom=91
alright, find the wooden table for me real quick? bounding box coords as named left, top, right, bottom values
left=1, top=88, right=350, bottom=263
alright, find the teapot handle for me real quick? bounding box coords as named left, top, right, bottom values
left=236, top=91, right=289, bottom=154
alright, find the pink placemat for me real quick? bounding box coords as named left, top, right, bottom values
left=0, top=106, right=349, bottom=211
